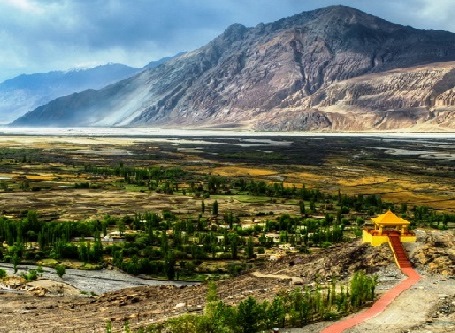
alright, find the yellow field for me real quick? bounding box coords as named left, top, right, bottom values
left=337, top=175, right=390, bottom=187
left=212, top=166, right=277, bottom=177
left=24, top=174, right=55, bottom=181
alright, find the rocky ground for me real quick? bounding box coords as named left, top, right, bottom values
left=0, top=229, right=453, bottom=333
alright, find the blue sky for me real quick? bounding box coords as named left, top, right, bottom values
left=1, top=0, right=455, bottom=82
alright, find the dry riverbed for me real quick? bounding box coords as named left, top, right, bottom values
left=0, top=263, right=195, bottom=295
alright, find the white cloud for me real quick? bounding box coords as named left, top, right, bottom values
left=415, top=0, right=455, bottom=30
left=3, top=0, right=43, bottom=13
left=1, top=0, right=455, bottom=82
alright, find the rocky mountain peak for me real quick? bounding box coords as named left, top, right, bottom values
left=266, top=5, right=402, bottom=34
left=220, top=23, right=248, bottom=42
left=11, top=6, right=455, bottom=131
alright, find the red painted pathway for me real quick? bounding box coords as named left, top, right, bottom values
left=320, top=238, right=420, bottom=333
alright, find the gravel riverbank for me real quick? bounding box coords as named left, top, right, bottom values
left=0, top=263, right=197, bottom=295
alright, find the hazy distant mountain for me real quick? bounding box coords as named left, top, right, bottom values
left=0, top=63, right=141, bottom=124
left=12, top=6, right=455, bottom=131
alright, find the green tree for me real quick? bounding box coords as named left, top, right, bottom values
left=349, top=271, right=377, bottom=309
left=160, top=232, right=169, bottom=255
left=0, top=181, right=8, bottom=192
left=286, top=288, right=311, bottom=326
left=266, top=296, right=286, bottom=328
left=336, top=210, right=342, bottom=224
left=299, top=200, right=305, bottom=215
left=309, top=199, right=316, bottom=212
left=12, top=253, right=20, bottom=274
left=37, top=232, right=44, bottom=251
left=26, top=210, right=39, bottom=231
left=247, top=236, right=254, bottom=259
left=206, top=281, right=219, bottom=302
left=204, top=281, right=219, bottom=317
left=79, top=242, right=89, bottom=263
left=236, top=296, right=266, bottom=333
left=92, top=237, right=104, bottom=262
left=228, top=233, right=239, bottom=259
left=164, top=251, right=176, bottom=280
left=323, top=214, right=334, bottom=226
left=212, top=200, right=219, bottom=216
left=205, top=301, right=237, bottom=333
left=117, top=219, right=126, bottom=237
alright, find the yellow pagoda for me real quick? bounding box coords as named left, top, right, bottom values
left=363, top=210, right=416, bottom=246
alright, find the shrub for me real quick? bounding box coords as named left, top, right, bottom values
left=55, top=264, right=66, bottom=278
left=20, top=269, right=37, bottom=282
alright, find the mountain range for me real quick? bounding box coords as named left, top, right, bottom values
left=10, top=6, right=455, bottom=131
left=0, top=56, right=181, bottom=124
left=0, top=64, right=140, bottom=124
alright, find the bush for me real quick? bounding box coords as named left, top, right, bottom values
left=340, top=206, right=350, bottom=214
left=218, top=252, right=233, bottom=259
left=0, top=268, right=6, bottom=278
left=123, top=233, right=136, bottom=242
left=321, top=241, right=332, bottom=248
left=55, top=264, right=66, bottom=278
left=21, top=269, right=37, bottom=282
left=323, top=311, right=341, bottom=320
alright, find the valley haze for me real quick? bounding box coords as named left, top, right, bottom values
left=1, top=127, right=455, bottom=139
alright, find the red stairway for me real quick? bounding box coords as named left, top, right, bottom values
left=320, top=232, right=419, bottom=333
left=387, top=232, right=412, bottom=268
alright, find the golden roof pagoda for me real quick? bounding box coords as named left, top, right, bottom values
left=363, top=209, right=416, bottom=246
left=372, top=210, right=410, bottom=227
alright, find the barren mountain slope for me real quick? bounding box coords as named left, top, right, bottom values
left=255, top=62, right=455, bottom=131
left=12, top=6, right=455, bottom=131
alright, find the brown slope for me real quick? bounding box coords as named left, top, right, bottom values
left=254, top=62, right=455, bottom=131
left=0, top=241, right=395, bottom=333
